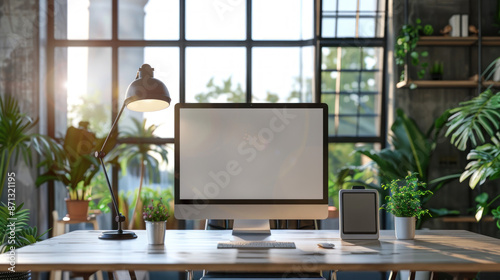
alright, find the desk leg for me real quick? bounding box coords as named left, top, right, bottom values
left=409, top=271, right=416, bottom=280
left=185, top=270, right=193, bottom=280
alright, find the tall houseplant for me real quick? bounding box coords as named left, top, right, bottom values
left=36, top=122, right=116, bottom=219
left=113, top=118, right=169, bottom=229
left=444, top=57, right=500, bottom=227
left=0, top=95, right=62, bottom=197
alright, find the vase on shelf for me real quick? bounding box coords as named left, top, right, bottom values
left=145, top=220, right=166, bottom=245
left=394, top=216, right=416, bottom=240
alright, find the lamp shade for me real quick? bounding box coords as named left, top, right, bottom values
left=124, top=64, right=171, bottom=112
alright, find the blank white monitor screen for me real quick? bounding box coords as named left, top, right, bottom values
left=174, top=103, right=328, bottom=221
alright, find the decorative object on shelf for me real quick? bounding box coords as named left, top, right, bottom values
left=395, top=18, right=429, bottom=88
left=494, top=58, right=500, bottom=82
left=448, top=14, right=468, bottom=37
left=380, top=173, right=432, bottom=240
left=440, top=25, right=452, bottom=36
left=422, top=24, right=434, bottom=36
left=143, top=198, right=170, bottom=245
left=0, top=203, right=49, bottom=279
left=95, top=64, right=171, bottom=240
left=36, top=122, right=116, bottom=220
left=469, top=25, right=478, bottom=36
left=430, top=61, right=444, bottom=80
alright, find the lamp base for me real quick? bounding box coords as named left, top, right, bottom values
left=99, top=230, right=137, bottom=240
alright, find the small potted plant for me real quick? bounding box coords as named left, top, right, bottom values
left=143, top=198, right=170, bottom=245
left=430, top=61, right=444, bottom=80
left=381, top=173, right=432, bottom=240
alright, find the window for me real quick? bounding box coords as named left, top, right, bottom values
left=46, top=0, right=387, bottom=221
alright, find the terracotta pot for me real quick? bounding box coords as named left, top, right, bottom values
left=65, top=199, right=89, bottom=220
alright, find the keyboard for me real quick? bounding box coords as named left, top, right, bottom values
left=217, top=241, right=296, bottom=249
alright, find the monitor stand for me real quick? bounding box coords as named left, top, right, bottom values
left=231, top=219, right=273, bottom=241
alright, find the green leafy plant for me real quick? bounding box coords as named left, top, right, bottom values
left=112, top=118, right=169, bottom=229
left=338, top=109, right=460, bottom=227
left=380, top=173, right=432, bottom=218
left=36, top=122, right=116, bottom=200
left=443, top=57, right=500, bottom=228
left=143, top=198, right=170, bottom=222
left=0, top=95, right=62, bottom=196
left=0, top=203, right=49, bottom=253
left=395, top=18, right=429, bottom=88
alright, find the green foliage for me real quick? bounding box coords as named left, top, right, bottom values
left=68, top=92, right=111, bottom=138
left=381, top=174, right=432, bottom=218
left=195, top=77, right=245, bottom=103
left=430, top=61, right=443, bottom=75
left=142, top=198, right=170, bottom=222
left=0, top=95, right=63, bottom=196
left=36, top=122, right=116, bottom=200
left=493, top=206, right=500, bottom=229
left=395, top=18, right=430, bottom=85
left=0, top=203, right=49, bottom=253
left=338, top=109, right=460, bottom=227
left=423, top=24, right=434, bottom=36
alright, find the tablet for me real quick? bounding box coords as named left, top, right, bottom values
left=339, top=189, right=379, bottom=240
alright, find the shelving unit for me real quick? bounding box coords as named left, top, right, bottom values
left=398, top=1, right=500, bottom=91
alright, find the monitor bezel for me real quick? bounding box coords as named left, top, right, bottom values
left=174, top=103, right=328, bottom=206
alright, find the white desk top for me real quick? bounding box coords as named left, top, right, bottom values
left=1, top=230, right=500, bottom=273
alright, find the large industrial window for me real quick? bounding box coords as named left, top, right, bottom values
left=46, top=0, right=387, bottom=225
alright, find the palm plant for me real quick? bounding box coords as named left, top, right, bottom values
left=338, top=109, right=460, bottom=228
left=113, top=118, right=169, bottom=229
left=0, top=203, right=48, bottom=253
left=444, top=57, right=500, bottom=226
left=0, top=95, right=62, bottom=196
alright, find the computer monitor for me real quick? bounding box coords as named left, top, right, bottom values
left=174, top=103, right=328, bottom=238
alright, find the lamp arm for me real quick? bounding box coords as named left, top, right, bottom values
left=99, top=102, right=126, bottom=154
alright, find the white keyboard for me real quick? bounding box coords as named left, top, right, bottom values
left=217, top=241, right=296, bottom=249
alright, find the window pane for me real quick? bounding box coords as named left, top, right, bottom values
left=118, top=47, right=180, bottom=138
left=362, top=47, right=380, bottom=70
left=341, top=48, right=361, bottom=70
left=186, top=0, right=245, bottom=40
left=361, top=72, right=379, bottom=92
left=186, top=47, right=246, bottom=103
left=321, top=72, right=337, bottom=92
left=338, top=116, right=357, bottom=136
left=119, top=0, right=179, bottom=40
left=323, top=0, right=337, bottom=11
left=322, top=18, right=336, bottom=38
left=56, top=0, right=112, bottom=40
left=321, top=94, right=336, bottom=115
left=359, top=18, right=376, bottom=37
left=253, top=0, right=313, bottom=40
left=339, top=72, right=360, bottom=93
left=358, top=117, right=378, bottom=136
left=339, top=94, right=358, bottom=115
left=359, top=0, right=378, bottom=12
left=337, top=18, right=356, bottom=37
left=359, top=94, right=378, bottom=114
left=253, top=47, right=313, bottom=103
left=55, top=47, right=112, bottom=138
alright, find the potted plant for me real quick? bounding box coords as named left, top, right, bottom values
left=0, top=203, right=49, bottom=279
left=430, top=61, right=444, bottom=80
left=36, top=122, right=116, bottom=220
left=381, top=173, right=432, bottom=240
left=395, top=18, right=429, bottom=88
left=143, top=198, right=169, bottom=245
left=0, top=95, right=62, bottom=197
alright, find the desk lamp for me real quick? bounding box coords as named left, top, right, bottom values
left=95, top=64, right=171, bottom=240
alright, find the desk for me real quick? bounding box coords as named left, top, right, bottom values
left=1, top=230, right=500, bottom=275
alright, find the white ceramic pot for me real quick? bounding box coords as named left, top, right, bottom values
left=145, top=221, right=166, bottom=245
left=395, top=216, right=415, bottom=240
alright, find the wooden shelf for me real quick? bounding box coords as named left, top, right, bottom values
left=397, top=79, right=500, bottom=89
left=482, top=36, right=500, bottom=46
left=440, top=216, right=495, bottom=223
left=397, top=80, right=477, bottom=89
left=417, top=36, right=478, bottom=46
